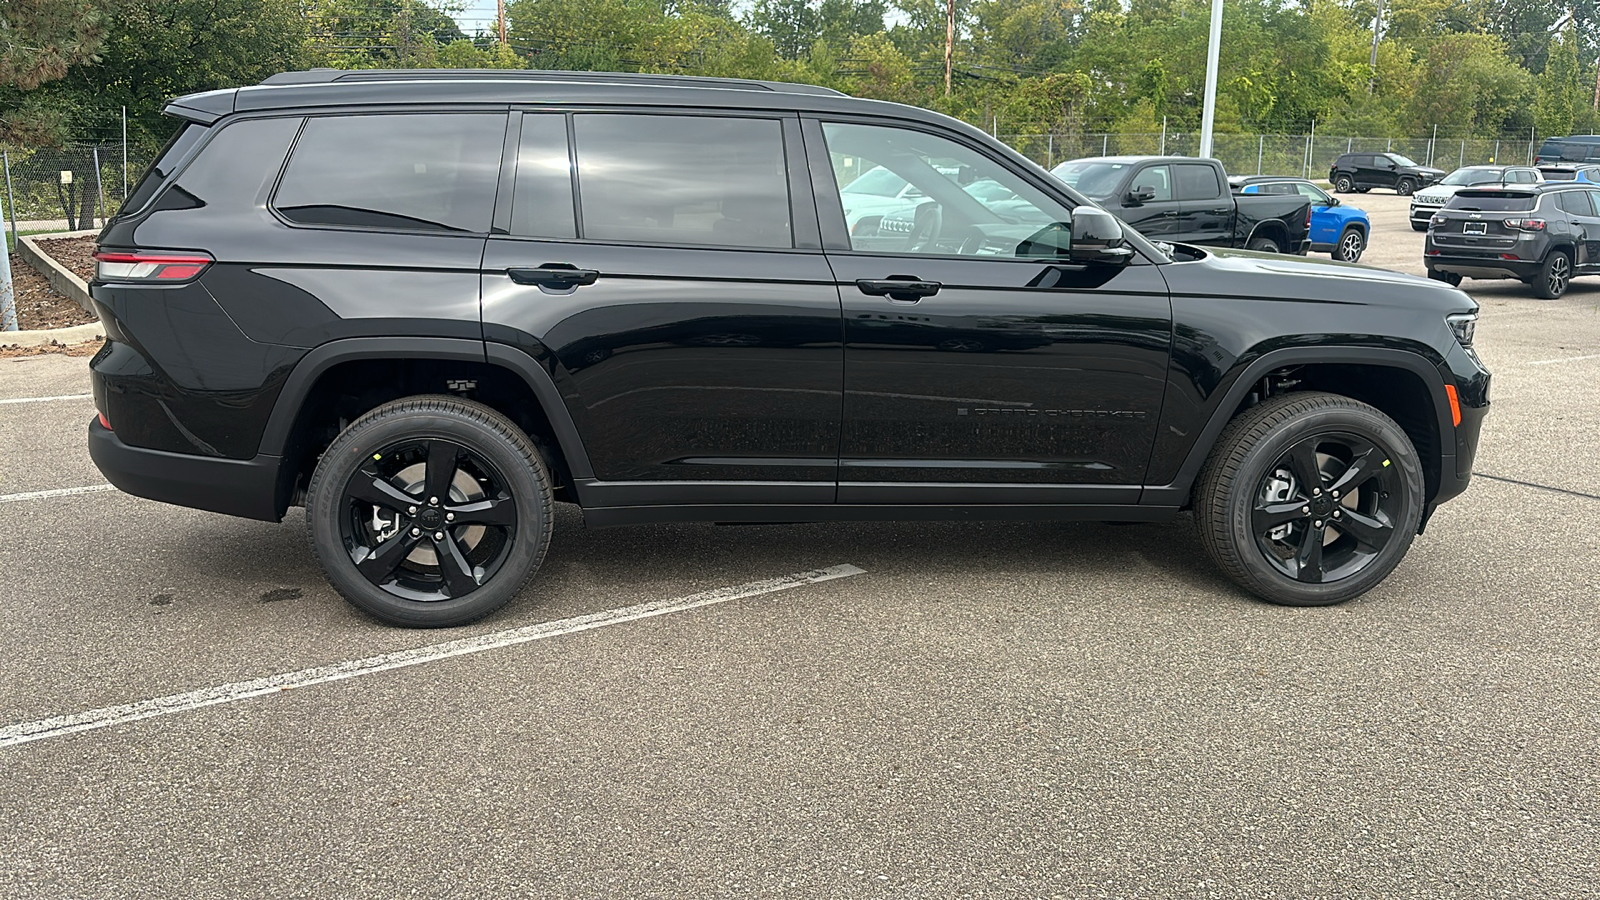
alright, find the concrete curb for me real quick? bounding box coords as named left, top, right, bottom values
left=0, top=322, right=104, bottom=348
left=17, top=229, right=98, bottom=314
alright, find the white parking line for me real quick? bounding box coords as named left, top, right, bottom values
left=0, top=393, right=92, bottom=405
left=0, top=563, right=867, bottom=750
left=1528, top=353, right=1600, bottom=366
left=0, top=484, right=116, bottom=504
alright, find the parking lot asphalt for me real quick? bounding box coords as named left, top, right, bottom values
left=3, top=195, right=1598, bottom=898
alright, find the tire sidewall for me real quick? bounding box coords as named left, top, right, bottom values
left=1397, top=178, right=1416, bottom=196
left=1334, top=175, right=1353, bottom=193
left=1247, top=236, right=1281, bottom=253
left=307, top=403, right=550, bottom=627
left=1335, top=227, right=1364, bottom=262
left=1536, top=250, right=1571, bottom=299
left=1220, top=402, right=1424, bottom=605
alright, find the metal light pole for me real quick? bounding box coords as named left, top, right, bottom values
left=1, top=184, right=15, bottom=332
left=1198, top=0, right=1224, bottom=159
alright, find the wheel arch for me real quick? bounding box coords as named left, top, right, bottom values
left=260, top=337, right=594, bottom=515
left=1146, top=347, right=1453, bottom=509
left=1244, top=219, right=1289, bottom=250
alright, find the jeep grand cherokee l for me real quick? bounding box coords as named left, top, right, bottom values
left=87, top=69, right=1490, bottom=627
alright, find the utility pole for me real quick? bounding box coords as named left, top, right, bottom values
left=1368, top=0, right=1386, bottom=95
left=1198, top=0, right=1223, bottom=158
left=945, top=0, right=954, bottom=96
left=498, top=0, right=508, bottom=45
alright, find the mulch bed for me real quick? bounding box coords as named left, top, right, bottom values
left=34, top=235, right=98, bottom=283
left=6, top=250, right=98, bottom=330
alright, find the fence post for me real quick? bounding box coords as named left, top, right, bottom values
left=1494, top=139, right=1500, bottom=163
left=1102, top=134, right=1108, bottom=156
left=2, top=151, right=16, bottom=248
left=1047, top=134, right=1053, bottom=169
left=122, top=106, right=129, bottom=200
left=1257, top=135, right=1263, bottom=174
left=0, top=184, right=15, bottom=332
left=92, top=147, right=107, bottom=226
left=1160, top=117, right=1167, bottom=155
left=1347, top=137, right=1353, bottom=153
left=1459, top=139, right=1465, bottom=169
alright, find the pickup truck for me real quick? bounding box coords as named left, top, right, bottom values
left=1050, top=155, right=1312, bottom=254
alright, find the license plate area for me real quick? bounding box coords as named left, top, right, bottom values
left=1463, top=222, right=1487, bottom=235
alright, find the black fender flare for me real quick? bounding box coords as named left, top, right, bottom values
left=1140, top=346, right=1454, bottom=507
left=258, top=335, right=595, bottom=491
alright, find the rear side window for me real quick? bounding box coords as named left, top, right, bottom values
left=509, top=114, right=576, bottom=239
left=121, top=122, right=208, bottom=216
left=274, top=114, right=505, bottom=233
left=572, top=114, right=793, bottom=249
left=1174, top=164, right=1221, bottom=200
left=1558, top=191, right=1595, bottom=216
left=1445, top=192, right=1537, bottom=212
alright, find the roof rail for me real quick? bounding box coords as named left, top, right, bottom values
left=259, top=69, right=844, bottom=97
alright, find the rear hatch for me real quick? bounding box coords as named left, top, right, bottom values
left=1429, top=189, right=1540, bottom=254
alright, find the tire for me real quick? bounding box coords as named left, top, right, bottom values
left=1333, top=227, right=1365, bottom=262
left=1333, top=175, right=1353, bottom=193
left=1428, top=269, right=1463, bottom=287
left=1533, top=250, right=1572, bottom=299
left=1247, top=236, right=1281, bottom=253
left=1357, top=187, right=1371, bottom=194
left=1194, top=392, right=1424, bottom=607
left=305, top=395, right=554, bottom=628
left=1396, top=178, right=1417, bottom=196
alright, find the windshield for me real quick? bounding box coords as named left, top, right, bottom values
left=1050, top=161, right=1130, bottom=200
left=841, top=166, right=909, bottom=198
left=1440, top=168, right=1503, bottom=186
left=1386, top=154, right=1421, bottom=167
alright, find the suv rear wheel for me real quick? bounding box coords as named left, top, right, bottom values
left=1195, top=392, right=1424, bottom=607
left=306, top=395, right=553, bottom=627
left=1533, top=249, right=1572, bottom=299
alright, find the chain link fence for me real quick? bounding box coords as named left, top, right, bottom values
left=2, top=143, right=158, bottom=236
left=1000, top=133, right=1544, bottom=179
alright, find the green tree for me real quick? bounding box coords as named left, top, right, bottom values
left=1537, top=29, right=1581, bottom=136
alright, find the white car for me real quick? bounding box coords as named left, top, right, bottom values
left=1409, top=165, right=1542, bottom=231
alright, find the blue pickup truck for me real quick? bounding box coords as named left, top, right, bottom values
left=1230, top=176, right=1371, bottom=263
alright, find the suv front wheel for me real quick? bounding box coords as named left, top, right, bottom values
left=306, top=395, right=554, bottom=627
left=1194, top=392, right=1424, bottom=606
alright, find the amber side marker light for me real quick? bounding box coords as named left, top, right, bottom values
left=1444, top=384, right=1462, bottom=427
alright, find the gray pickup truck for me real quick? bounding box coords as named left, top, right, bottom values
left=1051, top=155, right=1313, bottom=254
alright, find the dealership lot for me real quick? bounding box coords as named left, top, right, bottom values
left=2, top=195, right=1597, bottom=897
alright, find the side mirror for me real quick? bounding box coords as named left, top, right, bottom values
left=1068, top=207, right=1134, bottom=266
left=1125, top=186, right=1157, bottom=205
left=1327, top=196, right=1340, bottom=207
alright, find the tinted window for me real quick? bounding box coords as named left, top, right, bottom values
left=1445, top=192, right=1537, bottom=212
left=822, top=121, right=1072, bottom=258
left=1132, top=165, right=1173, bottom=201
left=275, top=114, right=505, bottom=233
left=509, top=114, right=576, bottom=239
left=573, top=114, right=792, bottom=249
left=1051, top=160, right=1136, bottom=200
left=1558, top=191, right=1595, bottom=216
left=122, top=123, right=207, bottom=216
left=1174, top=164, right=1221, bottom=201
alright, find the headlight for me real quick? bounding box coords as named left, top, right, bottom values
left=1447, top=312, right=1477, bottom=347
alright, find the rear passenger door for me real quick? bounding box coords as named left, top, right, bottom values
left=1563, top=189, right=1600, bottom=267
left=1173, top=162, right=1230, bottom=244
left=480, top=111, right=844, bottom=506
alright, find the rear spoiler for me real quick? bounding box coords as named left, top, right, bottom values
left=161, top=88, right=237, bottom=125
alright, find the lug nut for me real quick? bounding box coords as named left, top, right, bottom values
left=410, top=527, right=420, bottom=536
left=408, top=506, right=417, bottom=515
left=433, top=531, right=445, bottom=541
left=445, top=513, right=455, bottom=522
left=429, top=496, right=439, bottom=505
left=1330, top=490, right=1340, bottom=499
left=1313, top=520, right=1323, bottom=528
left=1313, top=488, right=1322, bottom=496
left=1333, top=510, right=1342, bottom=518
left=1302, top=506, right=1310, bottom=514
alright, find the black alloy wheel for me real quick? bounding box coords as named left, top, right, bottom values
left=1195, top=392, right=1423, bottom=606
left=307, top=396, right=553, bottom=627
left=1334, top=227, right=1365, bottom=262
left=1334, top=174, right=1354, bottom=193
left=1534, top=250, right=1571, bottom=299
left=1397, top=178, right=1417, bottom=196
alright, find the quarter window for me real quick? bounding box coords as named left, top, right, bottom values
left=274, top=114, right=505, bottom=233
left=572, top=114, right=793, bottom=249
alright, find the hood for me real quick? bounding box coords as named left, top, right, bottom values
left=1171, top=245, right=1475, bottom=314
left=1413, top=167, right=1447, bottom=179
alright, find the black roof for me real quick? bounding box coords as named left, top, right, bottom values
left=165, top=68, right=865, bottom=124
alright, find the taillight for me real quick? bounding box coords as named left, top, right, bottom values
left=93, top=249, right=213, bottom=283
left=1431, top=215, right=1446, bottom=227
left=1503, top=218, right=1546, bottom=231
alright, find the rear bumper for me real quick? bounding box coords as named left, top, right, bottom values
left=88, top=419, right=286, bottom=522
left=1428, top=253, right=1537, bottom=281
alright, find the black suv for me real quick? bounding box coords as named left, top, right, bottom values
left=1329, top=152, right=1445, bottom=195
left=88, top=70, right=1490, bottom=627
left=1426, top=183, right=1600, bottom=298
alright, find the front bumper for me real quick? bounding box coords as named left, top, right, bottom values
left=88, top=419, right=287, bottom=522
left=1409, top=202, right=1444, bottom=224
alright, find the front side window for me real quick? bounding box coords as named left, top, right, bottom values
left=1386, top=153, right=1420, bottom=167
left=275, top=114, right=505, bottom=233
left=1131, top=165, right=1173, bottom=202
left=1294, top=183, right=1332, bottom=204
left=572, top=114, right=792, bottom=249
left=822, top=121, right=1073, bottom=257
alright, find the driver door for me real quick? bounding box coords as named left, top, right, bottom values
left=804, top=119, right=1173, bottom=503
